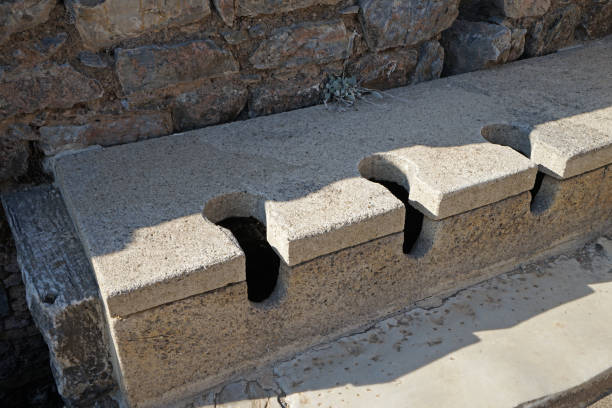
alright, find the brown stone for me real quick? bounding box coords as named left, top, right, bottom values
left=236, top=0, right=342, bottom=17
left=173, top=81, right=247, bottom=131
left=249, top=71, right=322, bottom=117
left=250, top=20, right=352, bottom=70
left=358, top=0, right=460, bottom=51
left=115, top=40, right=239, bottom=95
left=0, top=64, right=103, bottom=121
left=0, top=0, right=56, bottom=45
left=39, top=113, right=172, bottom=155
left=347, top=49, right=418, bottom=89
left=508, top=27, right=527, bottom=61
left=493, top=0, right=551, bottom=18
left=579, top=0, right=612, bottom=39
left=525, top=4, right=581, bottom=57
left=65, top=0, right=211, bottom=49
left=213, top=0, right=235, bottom=26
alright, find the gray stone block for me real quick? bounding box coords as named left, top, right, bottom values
left=2, top=186, right=118, bottom=407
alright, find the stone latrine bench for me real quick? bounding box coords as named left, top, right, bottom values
left=3, top=37, right=612, bottom=407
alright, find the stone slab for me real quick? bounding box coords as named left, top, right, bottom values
left=1, top=186, right=118, bottom=407
left=53, top=37, right=612, bottom=319
left=103, top=165, right=611, bottom=406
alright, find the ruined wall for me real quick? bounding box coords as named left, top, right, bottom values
left=0, top=0, right=610, bottom=182
left=0, top=0, right=610, bottom=406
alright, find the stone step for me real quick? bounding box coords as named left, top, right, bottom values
left=6, top=37, right=612, bottom=407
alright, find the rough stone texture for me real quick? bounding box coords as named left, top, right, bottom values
left=39, top=113, right=172, bottom=155
left=214, top=0, right=235, bottom=27
left=0, top=64, right=103, bottom=121
left=115, top=40, right=239, bottom=94
left=249, top=70, right=323, bottom=116
left=249, top=20, right=352, bottom=70
left=2, top=186, right=118, bottom=407
left=64, top=0, right=211, bottom=50
left=493, top=0, right=551, bottom=18
left=412, top=40, right=444, bottom=84
left=107, top=166, right=611, bottom=407
left=0, top=200, right=61, bottom=408
left=347, top=49, right=418, bottom=89
left=213, top=381, right=276, bottom=408
left=579, top=0, right=612, bottom=39
left=358, top=0, right=460, bottom=50
left=9, top=32, right=68, bottom=70
left=508, top=27, right=527, bottom=61
left=236, top=0, right=343, bottom=16
left=442, top=20, right=514, bottom=75
left=525, top=3, right=582, bottom=56
left=78, top=51, right=107, bottom=69
left=173, top=81, right=247, bottom=131
left=54, top=39, right=612, bottom=323
left=0, top=141, right=29, bottom=181
left=0, top=0, right=56, bottom=45
left=275, top=239, right=612, bottom=408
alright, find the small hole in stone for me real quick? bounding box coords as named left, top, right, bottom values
left=217, top=217, right=279, bottom=303
left=370, top=179, right=424, bottom=254
left=529, top=171, right=556, bottom=214
left=42, top=293, right=57, bottom=304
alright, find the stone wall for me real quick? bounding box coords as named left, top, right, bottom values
left=0, top=0, right=610, bottom=183
left=0, top=0, right=610, bottom=406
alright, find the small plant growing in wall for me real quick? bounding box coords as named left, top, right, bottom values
left=323, top=74, right=383, bottom=109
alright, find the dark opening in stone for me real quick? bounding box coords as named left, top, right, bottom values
left=370, top=179, right=424, bottom=254
left=217, top=217, right=279, bottom=303
left=529, top=171, right=555, bottom=214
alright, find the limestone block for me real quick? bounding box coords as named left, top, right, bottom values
left=107, top=166, right=611, bottom=407
left=249, top=20, right=353, bottom=70
left=39, top=113, right=172, bottom=155
left=442, top=20, right=513, bottom=75
left=1, top=186, right=118, bottom=407
left=0, top=0, right=56, bottom=45
left=236, top=0, right=342, bottom=17
left=115, top=40, right=239, bottom=95
left=172, top=81, right=248, bottom=131
left=358, top=0, right=460, bottom=51
left=65, top=0, right=211, bottom=50
left=0, top=63, right=103, bottom=121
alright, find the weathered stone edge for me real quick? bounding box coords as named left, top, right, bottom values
left=1, top=186, right=119, bottom=407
